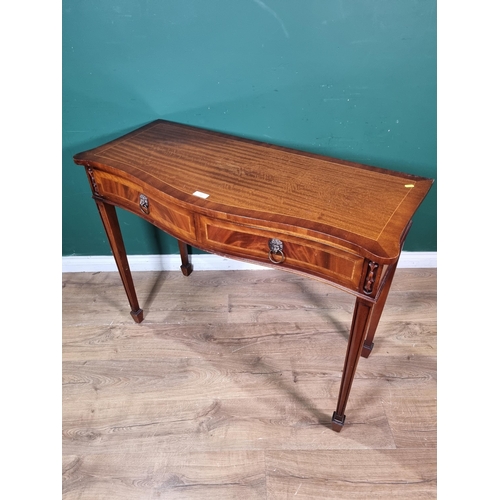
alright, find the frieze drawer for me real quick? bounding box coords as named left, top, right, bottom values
left=198, top=215, right=365, bottom=292
left=88, top=168, right=196, bottom=243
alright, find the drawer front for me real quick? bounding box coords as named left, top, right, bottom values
left=199, top=216, right=364, bottom=291
left=91, top=169, right=196, bottom=242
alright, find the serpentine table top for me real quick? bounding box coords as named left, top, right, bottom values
left=74, top=119, right=433, bottom=431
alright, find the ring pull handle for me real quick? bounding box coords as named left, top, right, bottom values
left=268, top=238, right=285, bottom=264
left=139, top=193, right=150, bottom=214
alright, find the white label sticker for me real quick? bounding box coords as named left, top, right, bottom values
left=193, top=190, right=210, bottom=199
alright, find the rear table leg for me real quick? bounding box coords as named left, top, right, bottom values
left=178, top=240, right=193, bottom=276
left=361, top=260, right=399, bottom=358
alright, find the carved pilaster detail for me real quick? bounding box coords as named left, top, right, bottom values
left=87, top=167, right=99, bottom=196
left=139, top=193, right=150, bottom=214
left=363, top=261, right=379, bottom=295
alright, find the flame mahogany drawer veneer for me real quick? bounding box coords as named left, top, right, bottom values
left=74, top=119, right=433, bottom=432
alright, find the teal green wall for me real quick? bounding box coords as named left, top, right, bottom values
left=63, top=0, right=436, bottom=256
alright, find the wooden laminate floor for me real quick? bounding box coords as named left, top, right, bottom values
left=62, top=268, right=437, bottom=499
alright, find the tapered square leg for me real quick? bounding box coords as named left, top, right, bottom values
left=130, top=308, right=144, bottom=323
left=178, top=240, right=193, bottom=276
left=331, top=298, right=374, bottom=431
left=95, top=200, right=144, bottom=322
left=361, top=341, right=374, bottom=358
left=331, top=411, right=346, bottom=432
left=360, top=260, right=399, bottom=358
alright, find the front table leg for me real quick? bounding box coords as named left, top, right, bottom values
left=95, top=200, right=144, bottom=323
left=332, top=297, right=374, bottom=431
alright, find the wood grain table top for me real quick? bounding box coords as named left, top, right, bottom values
left=74, top=119, right=433, bottom=262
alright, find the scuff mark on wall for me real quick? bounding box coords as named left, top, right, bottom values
left=252, top=0, right=289, bottom=38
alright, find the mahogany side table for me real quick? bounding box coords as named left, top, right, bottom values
left=74, top=120, right=433, bottom=431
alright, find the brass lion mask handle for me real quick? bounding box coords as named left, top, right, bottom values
left=268, top=238, right=285, bottom=264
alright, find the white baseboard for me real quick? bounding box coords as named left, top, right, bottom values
left=62, top=251, right=436, bottom=273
